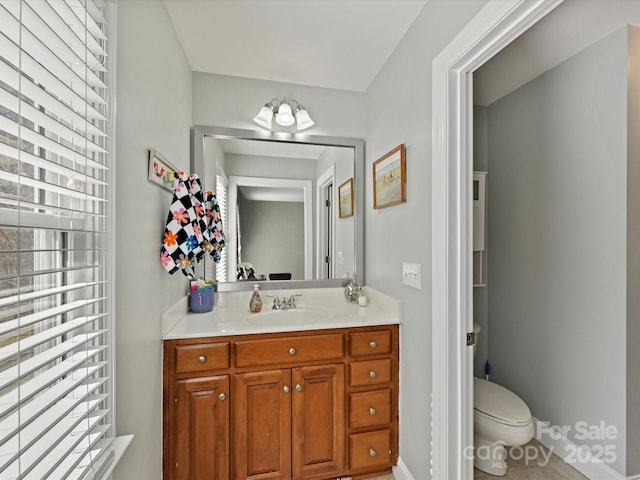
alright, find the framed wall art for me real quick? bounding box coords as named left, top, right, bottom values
left=148, top=148, right=177, bottom=191
left=373, top=144, right=406, bottom=209
left=338, top=177, right=354, bottom=218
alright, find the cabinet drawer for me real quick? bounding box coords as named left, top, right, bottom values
left=349, top=359, right=392, bottom=387
left=175, top=342, right=230, bottom=374
left=350, top=330, right=391, bottom=357
left=235, top=333, right=344, bottom=368
left=349, top=429, right=392, bottom=471
left=349, top=390, right=391, bottom=429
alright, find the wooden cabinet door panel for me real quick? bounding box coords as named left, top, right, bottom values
left=292, top=364, right=345, bottom=479
left=175, top=375, right=229, bottom=480
left=233, top=370, right=291, bottom=480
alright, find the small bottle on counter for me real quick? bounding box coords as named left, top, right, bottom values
left=249, top=284, right=262, bottom=313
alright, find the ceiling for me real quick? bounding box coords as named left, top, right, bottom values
left=163, top=0, right=427, bottom=92
left=165, top=0, right=640, bottom=109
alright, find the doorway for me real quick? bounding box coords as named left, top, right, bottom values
left=317, top=165, right=336, bottom=279
left=430, top=1, right=562, bottom=478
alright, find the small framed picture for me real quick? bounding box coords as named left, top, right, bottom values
left=338, top=177, right=354, bottom=219
left=148, top=148, right=177, bottom=191
left=373, top=144, right=406, bottom=209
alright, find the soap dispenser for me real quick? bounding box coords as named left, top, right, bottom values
left=249, top=284, right=262, bottom=313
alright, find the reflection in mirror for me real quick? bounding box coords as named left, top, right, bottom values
left=191, top=126, right=364, bottom=290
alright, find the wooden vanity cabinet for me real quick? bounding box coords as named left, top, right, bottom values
left=163, top=325, right=399, bottom=480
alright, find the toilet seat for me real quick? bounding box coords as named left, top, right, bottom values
left=474, top=378, right=531, bottom=426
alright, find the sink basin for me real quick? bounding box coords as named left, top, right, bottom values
left=247, top=307, right=331, bottom=326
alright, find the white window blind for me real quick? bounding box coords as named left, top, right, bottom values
left=215, top=170, right=228, bottom=282
left=0, top=0, right=114, bottom=479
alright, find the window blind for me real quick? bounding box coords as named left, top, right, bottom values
left=0, top=0, right=114, bottom=479
left=215, top=171, right=228, bottom=282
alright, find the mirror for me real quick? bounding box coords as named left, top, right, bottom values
left=192, top=126, right=364, bottom=291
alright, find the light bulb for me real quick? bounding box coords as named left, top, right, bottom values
left=275, top=102, right=295, bottom=126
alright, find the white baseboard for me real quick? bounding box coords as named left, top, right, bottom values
left=392, top=457, right=415, bottom=480
left=532, top=417, right=632, bottom=480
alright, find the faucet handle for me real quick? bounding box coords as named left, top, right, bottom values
left=266, top=293, right=281, bottom=309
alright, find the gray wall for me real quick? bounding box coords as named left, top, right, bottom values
left=114, top=1, right=193, bottom=479
left=317, top=147, right=355, bottom=280
left=486, top=28, right=630, bottom=474
left=193, top=72, right=366, bottom=139
left=473, top=105, right=489, bottom=378
left=626, top=26, right=640, bottom=477
left=237, top=194, right=305, bottom=280
left=364, top=1, right=487, bottom=477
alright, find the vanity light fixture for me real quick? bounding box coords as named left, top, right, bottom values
left=253, top=98, right=315, bottom=131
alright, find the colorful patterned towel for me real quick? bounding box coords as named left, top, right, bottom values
left=160, top=172, right=225, bottom=278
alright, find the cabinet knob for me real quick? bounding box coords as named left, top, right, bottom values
left=369, top=407, right=376, bottom=415
left=369, top=370, right=377, bottom=378
left=283, top=385, right=290, bottom=393
left=370, top=341, right=377, bottom=349
left=296, top=384, right=303, bottom=392
left=218, top=392, right=226, bottom=401
left=289, top=347, right=296, bottom=355
left=198, top=355, right=206, bottom=364
left=369, top=448, right=376, bottom=457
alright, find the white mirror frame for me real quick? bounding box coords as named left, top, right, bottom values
left=228, top=176, right=313, bottom=282
left=431, top=1, right=561, bottom=478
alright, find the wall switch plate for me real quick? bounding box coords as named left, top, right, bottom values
left=337, top=251, right=344, bottom=265
left=402, top=262, right=422, bottom=289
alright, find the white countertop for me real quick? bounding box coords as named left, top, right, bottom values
left=162, top=287, right=401, bottom=340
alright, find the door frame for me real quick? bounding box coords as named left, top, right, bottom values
left=228, top=175, right=313, bottom=282
left=316, top=165, right=336, bottom=279
left=430, top=1, right=563, bottom=478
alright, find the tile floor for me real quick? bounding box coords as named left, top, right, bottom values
left=474, top=439, right=588, bottom=480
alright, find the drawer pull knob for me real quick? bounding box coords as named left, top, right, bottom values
left=296, top=383, right=303, bottom=392
left=369, top=407, right=376, bottom=415
left=370, top=341, right=377, bottom=349
left=218, top=392, right=226, bottom=401
left=369, top=448, right=376, bottom=457
left=198, top=355, right=207, bottom=363
left=289, top=347, right=296, bottom=355
left=283, top=385, right=290, bottom=393
left=369, top=370, right=377, bottom=378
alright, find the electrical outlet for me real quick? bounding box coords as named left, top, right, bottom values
left=402, top=262, right=422, bottom=289
left=337, top=251, right=344, bottom=265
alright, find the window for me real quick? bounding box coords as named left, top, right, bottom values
left=0, top=1, right=117, bottom=479
left=214, top=167, right=228, bottom=282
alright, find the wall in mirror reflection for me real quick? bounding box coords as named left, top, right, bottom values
left=203, top=136, right=355, bottom=283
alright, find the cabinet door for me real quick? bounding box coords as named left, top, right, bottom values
left=233, top=369, right=292, bottom=480
left=292, top=364, right=345, bottom=479
left=174, top=375, right=229, bottom=480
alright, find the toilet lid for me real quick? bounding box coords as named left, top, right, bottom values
left=474, top=378, right=531, bottom=425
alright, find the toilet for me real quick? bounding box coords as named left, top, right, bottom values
left=473, top=324, right=534, bottom=476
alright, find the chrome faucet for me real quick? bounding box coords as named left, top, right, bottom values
left=267, top=293, right=302, bottom=310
